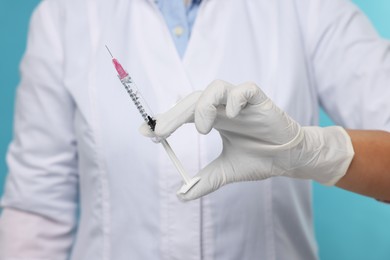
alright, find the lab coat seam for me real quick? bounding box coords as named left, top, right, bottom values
left=198, top=134, right=205, bottom=260
left=265, top=180, right=276, bottom=260
left=167, top=190, right=173, bottom=260
left=161, top=146, right=174, bottom=260
left=87, top=51, right=111, bottom=260
left=292, top=0, right=320, bottom=122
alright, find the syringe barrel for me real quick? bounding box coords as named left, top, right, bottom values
left=120, top=76, right=157, bottom=131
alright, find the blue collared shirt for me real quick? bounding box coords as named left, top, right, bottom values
left=156, top=0, right=202, bottom=58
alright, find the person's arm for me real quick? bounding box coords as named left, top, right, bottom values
left=140, top=81, right=390, bottom=202
left=302, top=0, right=390, bottom=200
left=304, top=0, right=390, bottom=132
left=140, top=81, right=354, bottom=200
left=0, top=1, right=78, bottom=259
left=336, top=130, right=390, bottom=201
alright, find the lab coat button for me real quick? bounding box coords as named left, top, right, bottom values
left=173, top=26, right=184, bottom=37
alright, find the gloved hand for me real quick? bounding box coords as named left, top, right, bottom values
left=140, top=80, right=355, bottom=201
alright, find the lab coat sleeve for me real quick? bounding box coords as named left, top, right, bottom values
left=0, top=208, right=74, bottom=260
left=0, top=1, right=77, bottom=259
left=305, top=0, right=390, bottom=130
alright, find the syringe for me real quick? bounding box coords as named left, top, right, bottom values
left=106, top=46, right=200, bottom=194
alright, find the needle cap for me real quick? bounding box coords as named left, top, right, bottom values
left=112, top=58, right=129, bottom=79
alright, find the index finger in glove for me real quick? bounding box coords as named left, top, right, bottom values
left=140, top=91, right=202, bottom=139
left=195, top=80, right=235, bottom=134
left=226, top=82, right=269, bottom=118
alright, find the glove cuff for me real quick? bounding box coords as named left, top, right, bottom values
left=295, top=126, right=355, bottom=185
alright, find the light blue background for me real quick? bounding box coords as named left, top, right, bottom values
left=0, top=1, right=389, bottom=259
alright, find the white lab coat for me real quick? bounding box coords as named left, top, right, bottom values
left=1, top=0, right=390, bottom=259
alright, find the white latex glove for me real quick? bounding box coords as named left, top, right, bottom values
left=140, top=80, right=354, bottom=201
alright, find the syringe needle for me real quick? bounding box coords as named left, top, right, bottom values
left=105, top=45, right=114, bottom=58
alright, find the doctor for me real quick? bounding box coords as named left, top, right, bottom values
left=1, top=0, right=390, bottom=260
